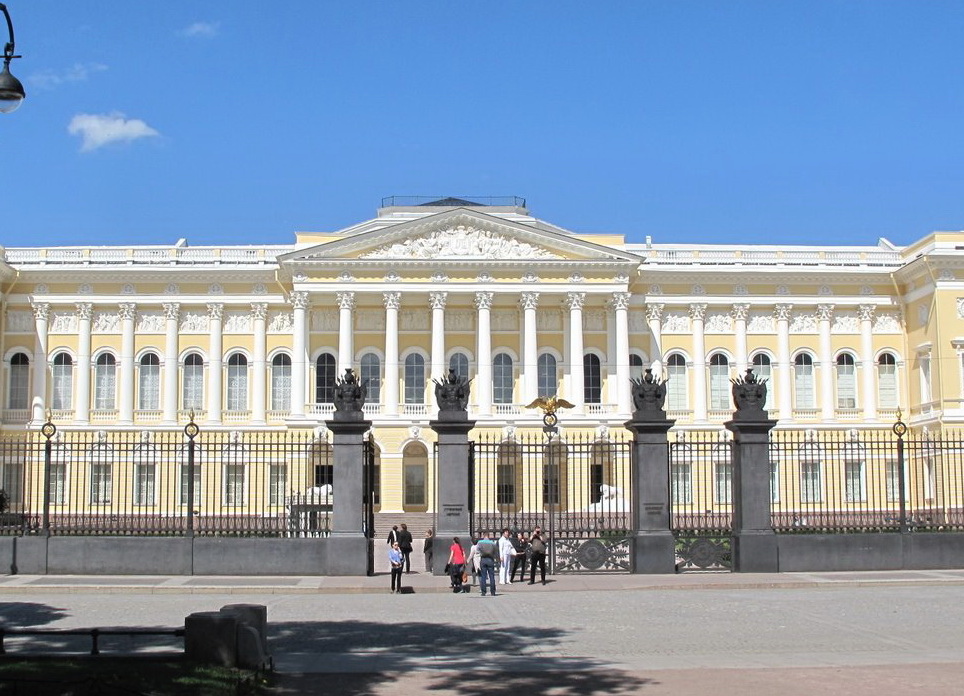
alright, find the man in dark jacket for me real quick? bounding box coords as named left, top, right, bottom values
left=397, top=523, right=414, bottom=573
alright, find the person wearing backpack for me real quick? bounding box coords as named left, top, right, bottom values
left=476, top=531, right=499, bottom=597
left=528, top=528, right=547, bottom=585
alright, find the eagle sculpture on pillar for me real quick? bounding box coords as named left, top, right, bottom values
left=525, top=396, right=576, bottom=415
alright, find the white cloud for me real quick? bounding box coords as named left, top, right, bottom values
left=180, top=21, right=220, bottom=38
left=29, top=63, right=108, bottom=90
left=68, top=112, right=160, bottom=152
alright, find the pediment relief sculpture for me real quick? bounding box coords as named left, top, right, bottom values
left=360, top=225, right=562, bottom=260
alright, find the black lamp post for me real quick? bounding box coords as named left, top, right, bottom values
left=0, top=3, right=25, bottom=114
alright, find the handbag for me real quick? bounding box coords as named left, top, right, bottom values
left=444, top=563, right=451, bottom=574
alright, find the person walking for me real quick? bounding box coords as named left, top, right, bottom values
left=447, top=537, right=466, bottom=593
left=423, top=528, right=435, bottom=572
left=498, top=528, right=517, bottom=585
left=528, top=528, right=547, bottom=585
left=397, top=523, right=414, bottom=573
left=476, top=531, right=498, bottom=597
left=466, top=536, right=480, bottom=592
left=386, top=525, right=398, bottom=546
left=388, top=541, right=404, bottom=594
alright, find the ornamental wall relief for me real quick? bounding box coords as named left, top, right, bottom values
left=268, top=311, right=293, bottom=333
left=831, top=312, right=859, bottom=333
left=747, top=313, right=775, bottom=333
left=491, top=311, right=517, bottom=332
left=92, top=312, right=120, bottom=333
left=179, top=312, right=209, bottom=333
left=311, top=310, right=338, bottom=332
left=584, top=310, right=606, bottom=331
left=223, top=312, right=252, bottom=333
left=361, top=225, right=562, bottom=260
left=790, top=312, right=816, bottom=333
left=356, top=310, right=385, bottom=331
left=661, top=312, right=690, bottom=333
left=400, top=310, right=430, bottom=331
left=136, top=312, right=165, bottom=333
left=50, top=312, right=77, bottom=334
left=5, top=311, right=32, bottom=333
left=536, top=311, right=562, bottom=331
left=704, top=312, right=732, bottom=333
left=448, top=311, right=474, bottom=332
left=628, top=312, right=648, bottom=332
left=873, top=312, right=902, bottom=334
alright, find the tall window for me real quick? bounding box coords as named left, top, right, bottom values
left=49, top=445, right=68, bottom=505
left=269, top=463, right=287, bottom=506
left=403, top=442, right=427, bottom=508
left=799, top=443, right=822, bottom=503
left=590, top=442, right=612, bottom=504
left=497, top=443, right=520, bottom=507
left=182, top=353, right=204, bottom=411
left=138, top=353, right=160, bottom=411
left=877, top=353, right=898, bottom=409
left=844, top=459, right=866, bottom=503
left=836, top=353, right=857, bottom=409
left=8, top=352, right=29, bottom=409
left=752, top=353, right=773, bottom=410
left=670, top=444, right=692, bottom=504
left=770, top=459, right=780, bottom=504
left=271, top=354, right=292, bottom=411
left=88, top=443, right=112, bottom=505
left=52, top=352, right=74, bottom=410
left=537, top=354, right=557, bottom=398
left=666, top=354, right=687, bottom=411
left=133, top=443, right=156, bottom=506
left=709, top=353, right=730, bottom=410
left=919, top=353, right=932, bottom=404
left=885, top=460, right=902, bottom=503
left=629, top=354, right=645, bottom=381
left=178, top=447, right=201, bottom=507
left=794, top=353, right=815, bottom=409
left=404, top=353, right=425, bottom=404
left=222, top=445, right=246, bottom=506
left=311, top=443, right=333, bottom=488
left=315, top=353, right=336, bottom=403
left=713, top=442, right=732, bottom=504
left=583, top=354, right=602, bottom=404
left=542, top=441, right=567, bottom=509
left=360, top=353, right=381, bottom=403
left=226, top=354, right=248, bottom=411
left=449, top=352, right=469, bottom=381
left=493, top=353, right=513, bottom=404
left=94, top=354, right=116, bottom=410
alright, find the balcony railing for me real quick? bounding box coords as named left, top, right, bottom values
left=90, top=409, right=118, bottom=423
left=1, top=409, right=29, bottom=424
left=134, top=410, right=163, bottom=423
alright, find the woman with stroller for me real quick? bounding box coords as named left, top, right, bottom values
left=447, top=537, right=466, bottom=593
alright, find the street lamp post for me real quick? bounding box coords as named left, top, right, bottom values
left=0, top=3, right=25, bottom=114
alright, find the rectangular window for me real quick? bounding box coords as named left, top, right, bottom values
left=794, top=363, right=814, bottom=409
left=269, top=464, right=287, bottom=506
left=920, top=355, right=932, bottom=404
left=179, top=464, right=201, bottom=507
left=0, top=461, right=23, bottom=505
left=49, top=461, right=66, bottom=506
left=138, top=365, right=160, bottom=411
left=404, top=465, right=426, bottom=506
left=223, top=464, right=246, bottom=506
left=769, top=460, right=780, bottom=504
left=496, top=462, right=515, bottom=506
left=801, top=462, right=822, bottom=503
left=133, top=455, right=156, bottom=506
left=844, top=461, right=865, bottom=503
left=671, top=463, right=692, bottom=505
left=89, top=462, right=112, bottom=505
left=8, top=365, right=29, bottom=410
left=885, top=460, right=901, bottom=503
left=543, top=464, right=561, bottom=506
left=715, top=463, right=732, bottom=504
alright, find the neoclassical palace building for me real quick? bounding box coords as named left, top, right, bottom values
left=1, top=196, right=963, bottom=514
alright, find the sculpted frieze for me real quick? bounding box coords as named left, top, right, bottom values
left=661, top=312, right=689, bottom=333
left=93, top=312, right=120, bottom=333
left=311, top=310, right=338, bottom=332
left=136, top=312, right=165, bottom=333
left=356, top=310, right=385, bottom=331
left=584, top=310, right=606, bottom=331
left=180, top=312, right=209, bottom=333
left=790, top=313, right=816, bottom=333
left=50, top=312, right=77, bottom=334
left=447, top=311, right=474, bottom=332
left=832, top=312, right=859, bottom=334
left=747, top=313, right=774, bottom=333
left=490, top=311, right=517, bottom=332
left=873, top=312, right=902, bottom=334
left=400, top=310, right=429, bottom=331
left=704, top=312, right=733, bottom=333
left=223, top=312, right=252, bottom=333
left=268, top=311, right=293, bottom=333
left=5, top=311, right=33, bottom=333
left=361, top=225, right=562, bottom=260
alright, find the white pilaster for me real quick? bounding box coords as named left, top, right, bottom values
left=775, top=304, right=793, bottom=420
left=430, top=292, right=447, bottom=383
left=252, top=303, right=268, bottom=424
left=475, top=292, right=493, bottom=416
left=118, top=302, right=137, bottom=424
left=566, top=293, right=586, bottom=413
left=384, top=292, right=401, bottom=416
left=337, top=292, right=355, bottom=374
left=521, top=292, right=539, bottom=405
left=206, top=303, right=223, bottom=424
left=612, top=292, right=632, bottom=416
left=162, top=303, right=179, bottom=424
left=859, top=304, right=876, bottom=420
left=30, top=302, right=49, bottom=423
left=732, top=304, right=749, bottom=376
left=290, top=292, right=309, bottom=419
left=75, top=303, right=92, bottom=424
left=817, top=304, right=834, bottom=421
left=690, top=303, right=708, bottom=422
left=645, top=303, right=663, bottom=374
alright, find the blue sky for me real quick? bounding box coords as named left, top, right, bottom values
left=2, top=2, right=963, bottom=248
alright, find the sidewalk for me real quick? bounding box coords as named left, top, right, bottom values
left=1, top=568, right=963, bottom=594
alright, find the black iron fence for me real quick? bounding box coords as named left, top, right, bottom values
left=0, top=429, right=335, bottom=537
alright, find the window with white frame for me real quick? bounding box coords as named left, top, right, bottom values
left=836, top=353, right=857, bottom=409
left=497, top=443, right=520, bottom=506
left=360, top=352, right=381, bottom=404
left=51, top=353, right=74, bottom=410
left=670, top=443, right=692, bottom=505
left=222, top=445, right=246, bottom=506
left=793, top=353, right=815, bottom=410
left=269, top=463, right=287, bottom=506
left=629, top=354, right=645, bottom=381
left=404, top=353, right=425, bottom=404
left=132, top=443, right=156, bottom=506
left=885, top=460, right=901, bottom=503
left=769, top=458, right=780, bottom=504
left=709, top=353, right=730, bottom=410
left=877, top=352, right=898, bottom=410
left=0, top=458, right=23, bottom=505
left=403, top=442, right=427, bottom=507
left=8, top=352, right=29, bottom=410
left=226, top=354, right=248, bottom=411
left=315, top=353, right=336, bottom=403
left=537, top=353, right=557, bottom=398
left=138, top=353, right=160, bottom=411
left=713, top=442, right=732, bottom=504
left=182, top=353, right=204, bottom=411
left=49, top=445, right=68, bottom=505
left=271, top=354, right=291, bottom=411
left=94, top=353, right=117, bottom=410
left=844, top=460, right=865, bottom=502
left=752, top=354, right=773, bottom=410
left=493, top=353, right=513, bottom=404
left=666, top=354, right=687, bottom=411
left=799, top=440, right=823, bottom=503
left=924, top=455, right=937, bottom=501
left=88, top=443, right=112, bottom=505
left=919, top=353, right=932, bottom=404
left=178, top=447, right=201, bottom=507
left=449, top=352, right=469, bottom=382
left=583, top=354, right=602, bottom=404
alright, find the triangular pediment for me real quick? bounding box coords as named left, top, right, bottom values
left=279, top=208, right=641, bottom=265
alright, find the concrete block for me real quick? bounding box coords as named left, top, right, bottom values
left=192, top=537, right=326, bottom=575
left=633, top=532, right=677, bottom=574
left=185, top=611, right=238, bottom=667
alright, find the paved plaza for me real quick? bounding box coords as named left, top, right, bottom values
left=1, top=570, right=964, bottom=694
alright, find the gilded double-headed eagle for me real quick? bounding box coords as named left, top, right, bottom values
left=525, top=396, right=576, bottom=416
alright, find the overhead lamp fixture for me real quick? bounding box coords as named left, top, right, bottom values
left=0, top=3, right=25, bottom=114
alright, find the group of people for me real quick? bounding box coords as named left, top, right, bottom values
left=445, top=527, right=548, bottom=595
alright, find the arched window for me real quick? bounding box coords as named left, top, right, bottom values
left=182, top=353, right=204, bottom=411
left=709, top=353, right=730, bottom=410
left=361, top=352, right=381, bottom=403
left=403, top=442, right=428, bottom=509
left=537, top=354, right=557, bottom=398
left=227, top=354, right=248, bottom=411
left=449, top=352, right=469, bottom=382
left=8, top=352, right=29, bottom=410
left=877, top=353, right=898, bottom=410
left=752, top=353, right=773, bottom=410
left=271, top=354, right=291, bottom=411
left=493, top=353, right=513, bottom=404
left=583, top=354, right=602, bottom=404
left=836, top=353, right=857, bottom=409
left=315, top=353, right=336, bottom=404
left=138, top=353, right=160, bottom=411
left=794, top=353, right=815, bottom=410
left=404, top=353, right=425, bottom=404
left=666, top=354, right=687, bottom=411
left=629, top=354, right=645, bottom=381
left=94, top=353, right=116, bottom=410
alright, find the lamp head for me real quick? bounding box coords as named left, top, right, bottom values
left=0, top=61, right=24, bottom=114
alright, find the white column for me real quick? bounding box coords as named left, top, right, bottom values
left=566, top=292, right=585, bottom=413
left=430, top=292, right=447, bottom=382
left=336, top=292, right=355, bottom=374
left=817, top=304, right=834, bottom=421
left=75, top=303, right=92, bottom=424
left=118, top=302, right=137, bottom=424
left=252, top=303, right=268, bottom=424
left=612, top=292, right=632, bottom=416
left=384, top=292, right=401, bottom=416
left=859, top=304, right=876, bottom=420
left=732, top=304, right=749, bottom=376
left=475, top=291, right=493, bottom=416
left=521, top=292, right=539, bottom=405
left=290, top=292, right=309, bottom=419
left=646, top=303, right=663, bottom=374
left=206, top=303, right=223, bottom=424
left=690, top=303, right=708, bottom=422
left=31, top=302, right=49, bottom=423
left=775, top=304, right=793, bottom=420
left=162, top=303, right=179, bottom=424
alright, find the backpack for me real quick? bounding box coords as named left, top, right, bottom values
left=478, top=540, right=497, bottom=560
left=530, top=536, right=546, bottom=554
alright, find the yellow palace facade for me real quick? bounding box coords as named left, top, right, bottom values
left=1, top=196, right=963, bottom=519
